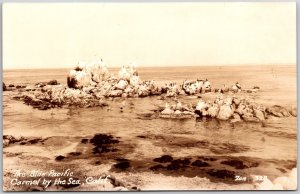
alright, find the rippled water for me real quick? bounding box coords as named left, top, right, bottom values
left=2, top=65, right=297, bottom=188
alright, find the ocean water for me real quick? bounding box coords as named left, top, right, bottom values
left=2, top=65, right=297, bottom=189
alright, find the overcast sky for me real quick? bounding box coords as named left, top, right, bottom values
left=3, top=2, right=296, bottom=69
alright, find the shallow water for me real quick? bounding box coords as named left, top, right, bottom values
left=2, top=65, right=297, bottom=190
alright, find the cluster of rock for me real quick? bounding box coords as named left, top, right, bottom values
left=13, top=85, right=109, bottom=110
left=158, top=95, right=297, bottom=122
left=1, top=60, right=289, bottom=113
left=212, top=83, right=259, bottom=94
left=213, top=83, right=241, bottom=93
left=181, top=79, right=211, bottom=95
left=65, top=60, right=255, bottom=98
left=160, top=102, right=196, bottom=118
left=3, top=135, right=43, bottom=147
left=67, top=61, right=163, bottom=98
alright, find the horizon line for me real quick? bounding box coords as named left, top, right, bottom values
left=2, top=63, right=296, bottom=70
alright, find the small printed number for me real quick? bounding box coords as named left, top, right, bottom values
left=254, top=175, right=267, bottom=181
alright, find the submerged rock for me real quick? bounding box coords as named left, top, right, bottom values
left=114, top=161, right=130, bottom=170
left=55, top=155, right=66, bottom=161
left=207, top=169, right=235, bottom=180
left=3, top=82, right=6, bottom=91
left=220, top=159, right=249, bottom=169
left=191, top=160, right=210, bottom=167
left=288, top=106, right=297, bottom=117
left=47, top=80, right=59, bottom=85
left=153, top=155, right=173, bottom=163
left=90, top=134, right=120, bottom=154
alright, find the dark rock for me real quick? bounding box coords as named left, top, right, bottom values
left=55, top=155, right=66, bottom=161
left=166, top=162, right=181, bottom=170
left=114, top=161, right=130, bottom=170
left=90, top=134, right=120, bottom=154
left=93, top=146, right=111, bottom=154
left=23, top=95, right=52, bottom=110
left=68, top=152, right=81, bottom=156
left=3, top=135, right=19, bottom=143
left=198, top=156, right=217, bottom=161
left=115, top=158, right=129, bottom=162
left=172, top=158, right=191, bottom=166
left=276, top=168, right=287, bottom=173
left=27, top=138, right=42, bottom=144
left=207, top=169, right=235, bottom=179
left=221, top=159, right=248, bottom=169
left=164, top=158, right=191, bottom=170
left=191, top=160, right=210, bottom=167
left=35, top=82, right=47, bottom=87
left=150, top=164, right=165, bottom=171
left=3, top=82, right=6, bottom=91
left=47, top=80, right=59, bottom=85
left=8, top=84, right=15, bottom=87
left=67, top=76, right=78, bottom=89
left=95, top=161, right=101, bottom=165
left=90, top=134, right=120, bottom=146
left=81, top=138, right=89, bottom=144
left=153, top=155, right=173, bottom=163
left=136, top=135, right=147, bottom=139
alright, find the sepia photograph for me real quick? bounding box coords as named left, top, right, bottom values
left=2, top=2, right=297, bottom=191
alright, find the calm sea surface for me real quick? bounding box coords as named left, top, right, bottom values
left=2, top=65, right=297, bottom=184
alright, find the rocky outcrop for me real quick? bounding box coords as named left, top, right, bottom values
left=67, top=69, right=96, bottom=89
left=14, top=85, right=109, bottom=110
left=67, top=60, right=111, bottom=89
left=163, top=83, right=181, bottom=97
left=10, top=60, right=297, bottom=116
left=155, top=95, right=296, bottom=122
left=181, top=79, right=211, bottom=95
left=3, top=135, right=44, bottom=147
